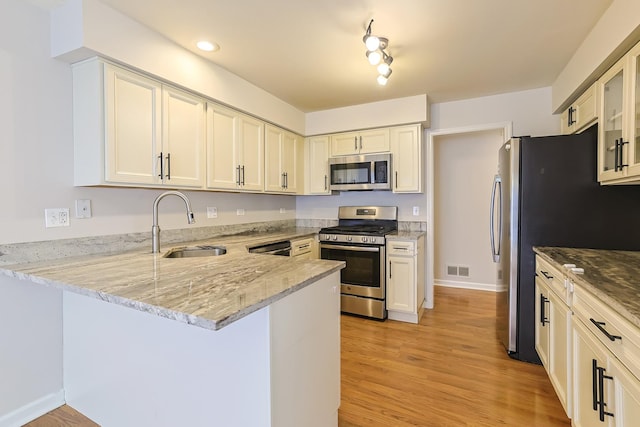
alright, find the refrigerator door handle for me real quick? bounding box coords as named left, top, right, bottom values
left=490, top=174, right=502, bottom=263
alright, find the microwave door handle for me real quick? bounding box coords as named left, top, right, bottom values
left=490, top=174, right=501, bottom=263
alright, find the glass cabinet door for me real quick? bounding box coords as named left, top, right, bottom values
left=602, top=69, right=624, bottom=173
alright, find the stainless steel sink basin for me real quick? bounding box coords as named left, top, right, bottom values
left=163, top=245, right=227, bottom=258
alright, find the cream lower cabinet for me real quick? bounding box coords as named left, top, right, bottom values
left=535, top=256, right=572, bottom=417
left=571, top=283, right=640, bottom=426
left=73, top=58, right=205, bottom=189
left=305, top=136, right=330, bottom=195
left=390, top=124, right=423, bottom=193
left=265, top=124, right=303, bottom=194
left=206, top=103, right=264, bottom=192
left=386, top=235, right=424, bottom=323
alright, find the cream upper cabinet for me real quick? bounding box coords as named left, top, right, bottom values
left=265, top=124, right=302, bottom=194
left=390, top=124, right=422, bottom=193
left=386, top=236, right=425, bottom=324
left=330, top=128, right=390, bottom=156
left=206, top=103, right=264, bottom=192
left=598, top=41, right=640, bottom=184
left=160, top=86, right=206, bottom=188
left=74, top=59, right=205, bottom=189
left=304, top=136, right=330, bottom=195
left=560, top=83, right=598, bottom=135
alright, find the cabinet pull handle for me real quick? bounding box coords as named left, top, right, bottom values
left=541, top=271, right=553, bottom=280
left=596, top=364, right=615, bottom=421
left=359, top=136, right=362, bottom=150
left=158, top=152, right=164, bottom=179
left=354, top=136, right=357, bottom=151
left=589, top=318, right=622, bottom=342
left=324, top=175, right=327, bottom=191
left=389, top=261, right=392, bottom=278
left=395, top=171, right=398, bottom=188
left=592, top=359, right=598, bottom=411
left=166, top=153, right=171, bottom=180
left=241, top=165, right=245, bottom=186
left=236, top=165, right=241, bottom=186
left=620, top=139, right=629, bottom=169
left=568, top=106, right=576, bottom=126
left=539, top=293, right=549, bottom=326
left=614, top=139, right=621, bottom=172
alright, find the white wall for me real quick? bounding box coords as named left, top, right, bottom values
left=433, top=130, right=504, bottom=290
left=0, top=276, right=64, bottom=425
left=0, top=0, right=296, bottom=245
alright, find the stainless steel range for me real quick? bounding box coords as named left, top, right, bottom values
left=319, top=206, right=398, bottom=320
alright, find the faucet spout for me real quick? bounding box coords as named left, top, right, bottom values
left=151, top=190, right=196, bottom=253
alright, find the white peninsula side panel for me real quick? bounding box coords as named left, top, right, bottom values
left=63, top=272, right=341, bottom=427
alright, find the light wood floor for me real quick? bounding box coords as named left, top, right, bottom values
left=25, top=287, right=569, bottom=426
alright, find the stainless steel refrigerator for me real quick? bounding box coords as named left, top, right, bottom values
left=490, top=125, right=640, bottom=363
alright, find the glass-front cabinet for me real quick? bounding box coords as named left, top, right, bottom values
left=598, top=42, right=640, bottom=184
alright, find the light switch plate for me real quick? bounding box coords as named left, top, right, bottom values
left=236, top=208, right=245, bottom=216
left=413, top=206, right=420, bottom=216
left=207, top=207, right=218, bottom=218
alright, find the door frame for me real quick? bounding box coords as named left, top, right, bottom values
left=425, top=122, right=512, bottom=308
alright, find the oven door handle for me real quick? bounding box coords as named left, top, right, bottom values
left=320, top=243, right=381, bottom=253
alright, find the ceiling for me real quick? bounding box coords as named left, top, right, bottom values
left=66, top=0, right=614, bottom=112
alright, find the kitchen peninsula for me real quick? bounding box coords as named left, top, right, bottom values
left=0, top=229, right=343, bottom=427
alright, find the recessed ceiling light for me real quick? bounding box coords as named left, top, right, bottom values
left=196, top=41, right=219, bottom=52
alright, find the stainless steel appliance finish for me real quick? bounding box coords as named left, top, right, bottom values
left=491, top=125, right=640, bottom=363
left=329, top=154, right=392, bottom=191
left=320, top=206, right=398, bottom=320
left=248, top=240, right=291, bottom=256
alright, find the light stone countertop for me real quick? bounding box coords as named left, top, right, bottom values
left=385, top=231, right=426, bottom=241
left=534, top=247, right=640, bottom=328
left=0, top=228, right=344, bottom=331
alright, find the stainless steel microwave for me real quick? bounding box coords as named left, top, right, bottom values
left=329, top=153, right=392, bottom=191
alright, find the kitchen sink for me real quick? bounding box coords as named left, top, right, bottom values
left=163, top=245, right=227, bottom=258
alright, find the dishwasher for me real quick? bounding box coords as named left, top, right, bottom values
left=248, top=240, right=291, bottom=256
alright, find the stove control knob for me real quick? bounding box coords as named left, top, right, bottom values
left=362, top=236, right=368, bottom=243
left=347, top=236, right=352, bottom=242
left=332, top=235, right=338, bottom=241
left=370, top=237, right=377, bottom=244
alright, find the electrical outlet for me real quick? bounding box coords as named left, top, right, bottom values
left=75, top=199, right=92, bottom=218
left=207, top=207, right=218, bottom=218
left=236, top=208, right=245, bottom=216
left=413, top=206, right=420, bottom=216
left=280, top=208, right=286, bottom=214
left=45, top=208, right=70, bottom=228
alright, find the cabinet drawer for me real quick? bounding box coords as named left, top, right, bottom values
left=387, top=240, right=415, bottom=256
left=535, top=256, right=568, bottom=305
left=573, top=285, right=640, bottom=381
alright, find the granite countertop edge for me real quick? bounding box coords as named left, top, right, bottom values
left=534, top=246, right=640, bottom=329
left=0, top=228, right=343, bottom=331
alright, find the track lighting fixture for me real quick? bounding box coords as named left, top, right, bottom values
left=363, top=19, right=393, bottom=85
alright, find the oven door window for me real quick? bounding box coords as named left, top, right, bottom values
left=321, top=245, right=381, bottom=288
left=330, top=162, right=371, bottom=185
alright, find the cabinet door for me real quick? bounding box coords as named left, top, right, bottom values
left=359, top=128, right=390, bottom=154
left=610, top=356, right=640, bottom=427
left=626, top=43, right=640, bottom=178
left=330, top=132, right=359, bottom=156
left=574, top=84, right=598, bottom=133
left=238, top=115, right=264, bottom=191
left=598, top=58, right=626, bottom=182
left=206, top=104, right=241, bottom=190
left=386, top=255, right=415, bottom=313
left=391, top=125, right=422, bottom=193
left=265, top=125, right=285, bottom=192
left=573, top=319, right=614, bottom=427
left=549, top=290, right=571, bottom=417
left=306, top=136, right=330, bottom=194
left=282, top=131, right=300, bottom=193
left=104, top=65, right=161, bottom=185
left=161, top=86, right=205, bottom=188
left=535, top=279, right=550, bottom=369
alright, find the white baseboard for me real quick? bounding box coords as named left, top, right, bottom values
left=0, top=390, right=65, bottom=427
left=434, top=279, right=499, bottom=292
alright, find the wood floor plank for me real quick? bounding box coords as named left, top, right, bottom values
left=23, top=286, right=569, bottom=426
left=338, top=286, right=571, bottom=426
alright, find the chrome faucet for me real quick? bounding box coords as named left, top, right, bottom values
left=151, top=191, right=195, bottom=253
